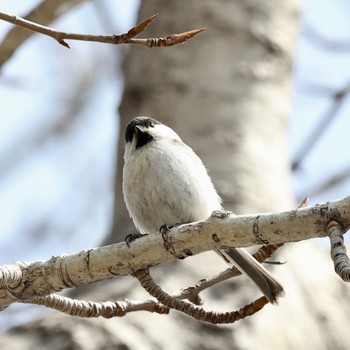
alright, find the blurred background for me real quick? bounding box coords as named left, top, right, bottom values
left=1, top=0, right=350, bottom=349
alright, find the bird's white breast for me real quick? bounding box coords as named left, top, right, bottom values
left=123, top=138, right=221, bottom=234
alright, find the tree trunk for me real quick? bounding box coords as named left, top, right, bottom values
left=93, top=0, right=350, bottom=348
left=109, top=0, right=298, bottom=247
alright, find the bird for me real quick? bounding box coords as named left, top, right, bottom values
left=122, top=116, right=284, bottom=304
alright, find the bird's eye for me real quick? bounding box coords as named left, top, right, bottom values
left=146, top=120, right=155, bottom=128
left=125, top=117, right=159, bottom=143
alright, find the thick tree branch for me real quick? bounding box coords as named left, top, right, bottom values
left=8, top=242, right=282, bottom=319
left=0, top=196, right=349, bottom=311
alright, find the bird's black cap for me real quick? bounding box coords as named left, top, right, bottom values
left=125, top=116, right=161, bottom=148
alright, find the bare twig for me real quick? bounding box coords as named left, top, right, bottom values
left=172, top=243, right=285, bottom=304
left=0, top=0, right=83, bottom=68
left=298, top=196, right=310, bottom=208
left=134, top=269, right=268, bottom=324
left=292, top=81, right=350, bottom=170
left=0, top=11, right=205, bottom=50
left=328, top=220, right=350, bottom=281
left=304, top=166, right=350, bottom=198
left=253, top=243, right=285, bottom=263
left=304, top=24, right=350, bottom=52
left=23, top=293, right=169, bottom=318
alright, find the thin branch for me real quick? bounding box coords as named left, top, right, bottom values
left=302, top=166, right=350, bottom=198
left=134, top=269, right=268, bottom=324
left=172, top=243, right=284, bottom=303
left=0, top=261, right=26, bottom=289
left=292, top=81, right=350, bottom=170
left=303, top=24, right=350, bottom=52
left=299, top=83, right=342, bottom=97
left=0, top=0, right=83, bottom=68
left=23, top=294, right=169, bottom=318
left=0, top=11, right=205, bottom=50
left=328, top=220, right=350, bottom=281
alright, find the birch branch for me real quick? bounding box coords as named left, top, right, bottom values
left=174, top=197, right=305, bottom=303
left=22, top=294, right=169, bottom=318
left=10, top=243, right=281, bottom=318
left=134, top=269, right=268, bottom=324
left=328, top=220, right=350, bottom=281
left=0, top=196, right=349, bottom=311
left=171, top=243, right=284, bottom=304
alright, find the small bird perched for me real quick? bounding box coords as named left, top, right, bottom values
left=122, top=116, right=284, bottom=304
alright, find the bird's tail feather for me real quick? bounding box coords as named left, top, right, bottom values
left=215, top=247, right=284, bottom=304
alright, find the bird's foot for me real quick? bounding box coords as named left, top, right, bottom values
left=160, top=223, right=192, bottom=259
left=159, top=224, right=178, bottom=235
left=125, top=232, right=148, bottom=247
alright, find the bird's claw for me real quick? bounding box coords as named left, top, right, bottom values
left=159, top=224, right=176, bottom=235
left=125, top=233, right=148, bottom=247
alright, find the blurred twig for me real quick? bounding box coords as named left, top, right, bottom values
left=301, top=166, right=350, bottom=199
left=304, top=24, right=350, bottom=52
left=0, top=11, right=204, bottom=51
left=0, top=0, right=83, bottom=69
left=292, top=80, right=350, bottom=170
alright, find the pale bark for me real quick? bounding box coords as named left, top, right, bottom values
left=1, top=197, right=349, bottom=311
